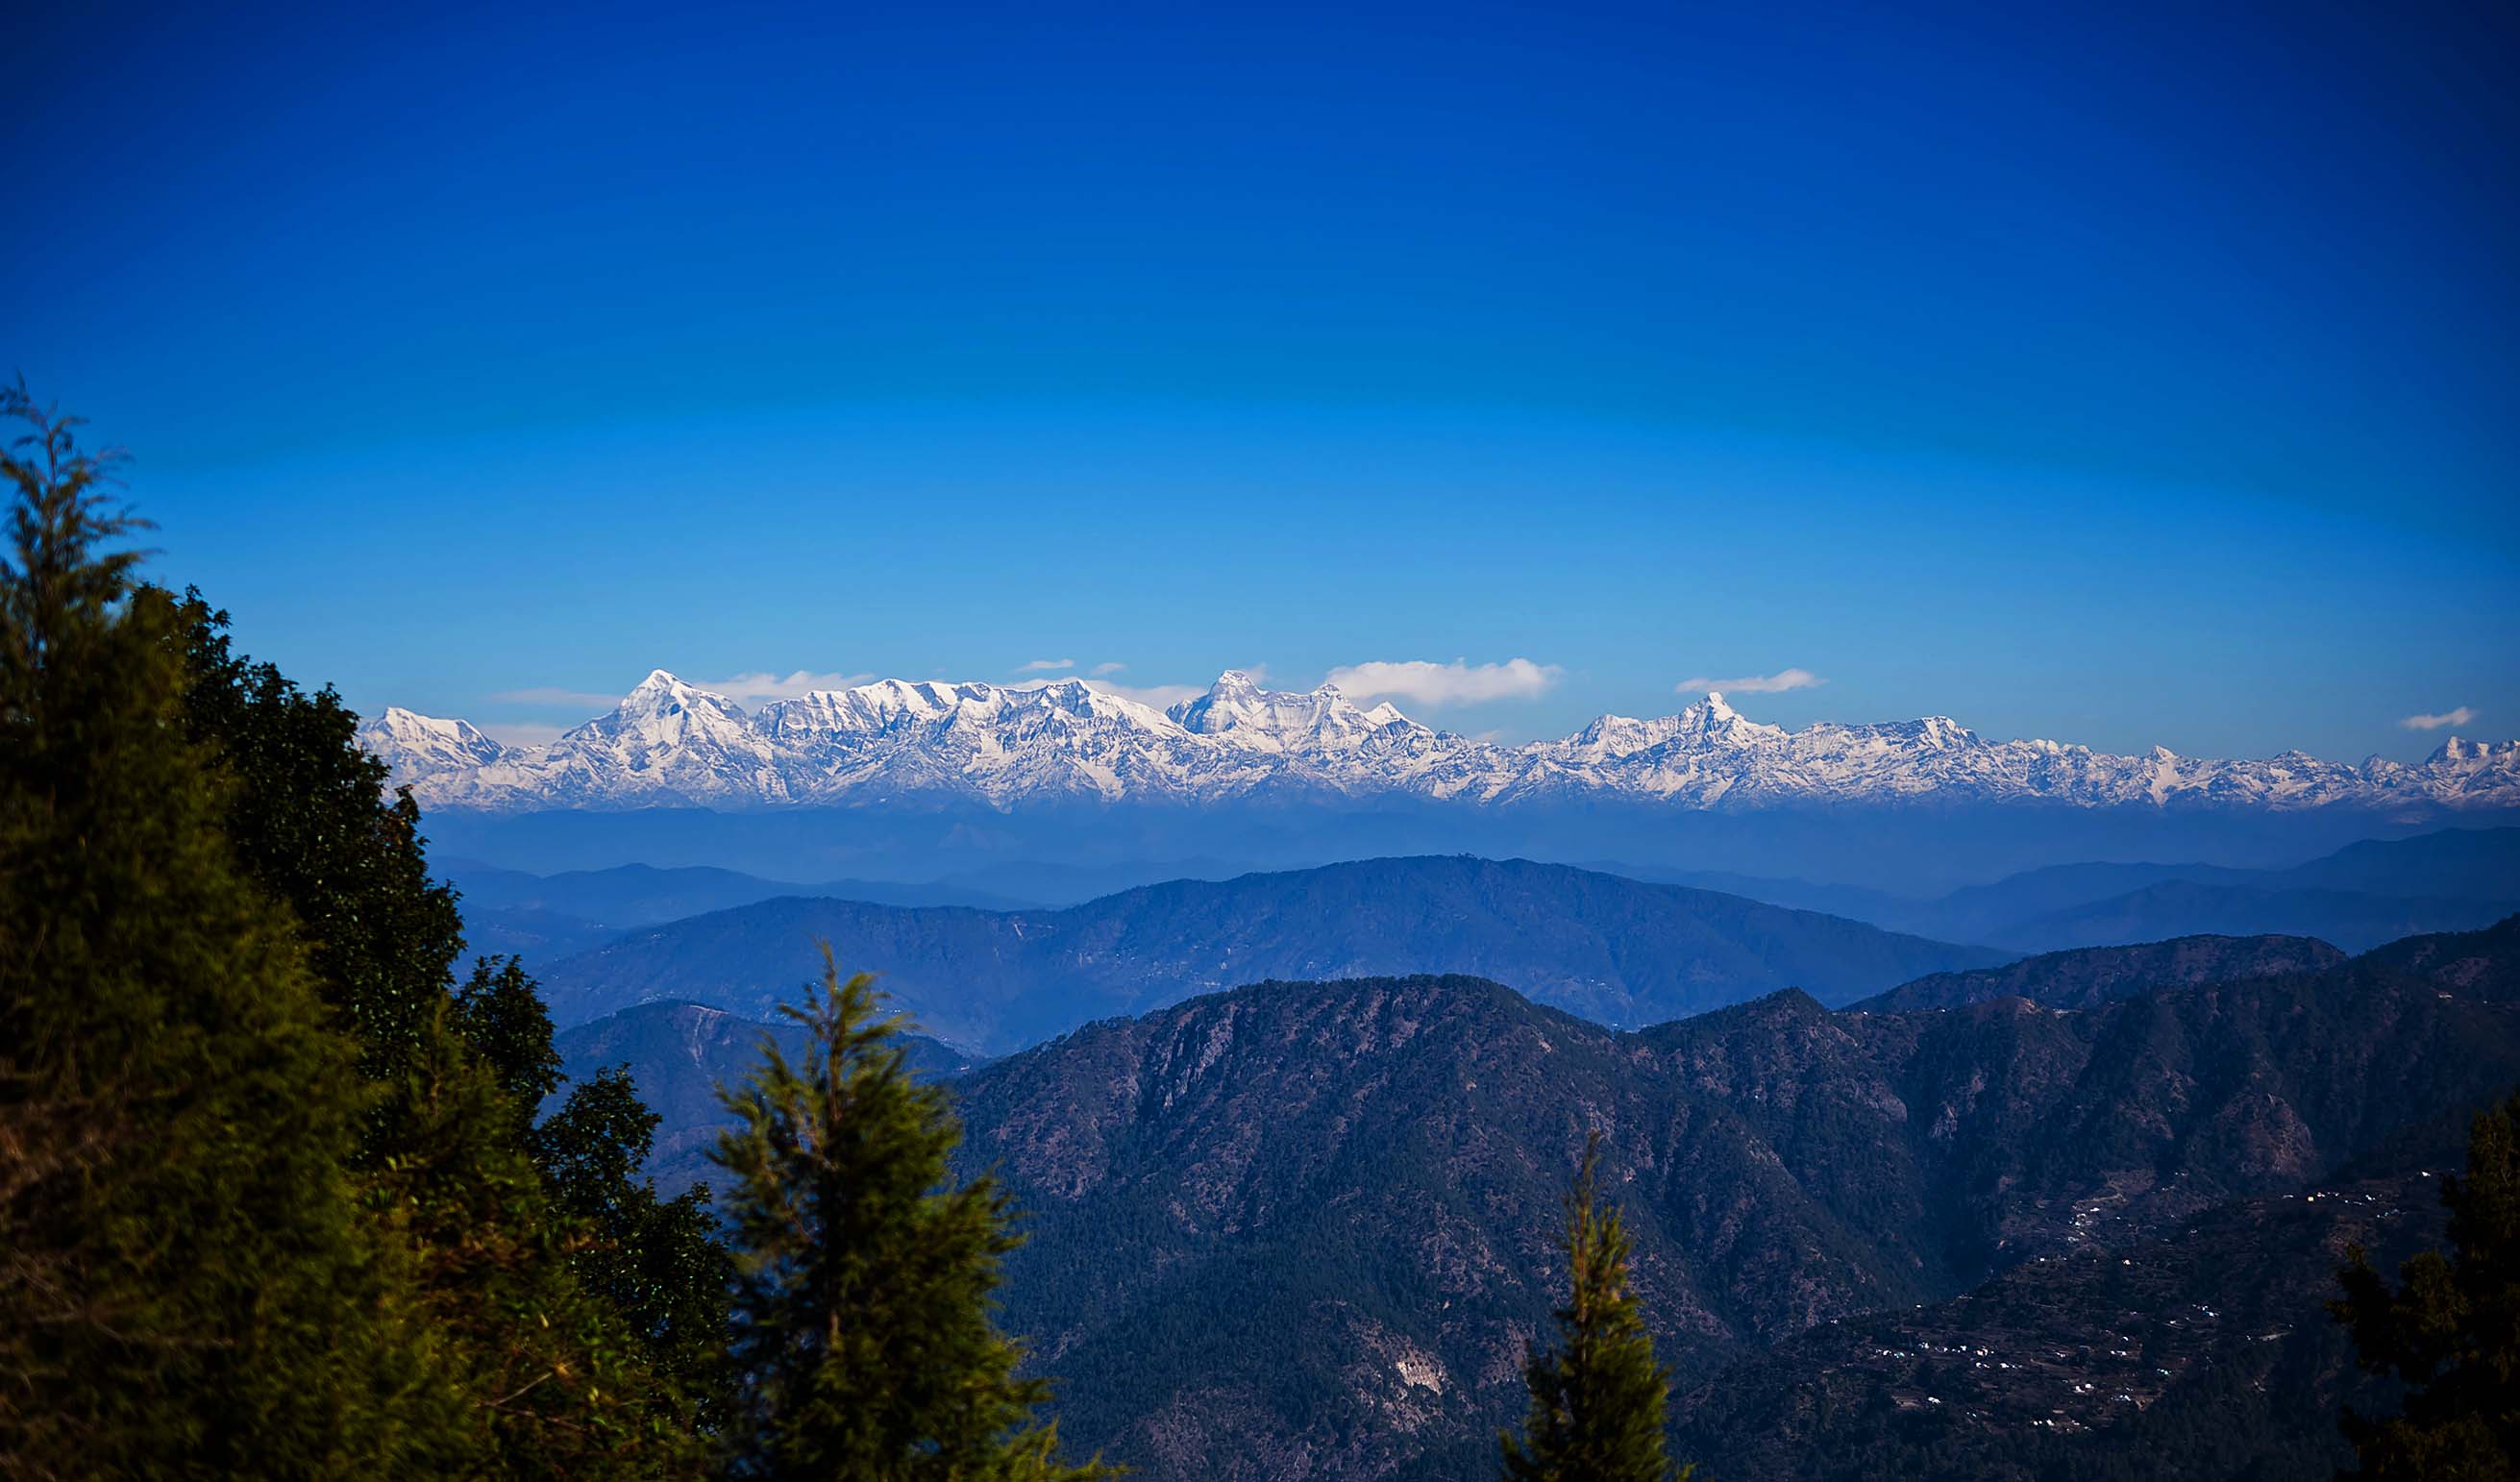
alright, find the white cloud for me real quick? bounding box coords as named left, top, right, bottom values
left=1675, top=667, right=1824, bottom=695
left=1090, top=661, right=1127, bottom=676
left=2402, top=706, right=2478, bottom=730
left=1323, top=657, right=1563, bottom=707
left=1083, top=679, right=1206, bottom=711
left=1017, top=657, right=1075, bottom=673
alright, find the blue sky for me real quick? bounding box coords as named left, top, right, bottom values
left=10, top=0, right=2515, bottom=758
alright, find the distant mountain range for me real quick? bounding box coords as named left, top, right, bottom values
left=1612, top=826, right=2520, bottom=952
left=462, top=831, right=2520, bottom=1018
left=363, top=669, right=2520, bottom=816
left=445, top=858, right=1035, bottom=965
left=531, top=856, right=2007, bottom=1050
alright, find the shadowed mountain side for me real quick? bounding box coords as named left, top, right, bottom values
left=931, top=919, right=2520, bottom=1479
left=1670, top=1173, right=2446, bottom=1481
left=2347, top=913, right=2520, bottom=1000
left=552, top=1000, right=986, bottom=1197
left=532, top=856, right=2006, bottom=1050
left=1848, top=934, right=2347, bottom=1013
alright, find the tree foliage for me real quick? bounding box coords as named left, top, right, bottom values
left=175, top=588, right=463, bottom=1095
left=535, top=1063, right=734, bottom=1428
left=714, top=950, right=1109, bottom=1480
left=2332, top=1094, right=2520, bottom=1479
left=0, top=384, right=734, bottom=1475
left=173, top=581, right=732, bottom=1473
left=0, top=383, right=451, bottom=1475
left=1501, top=1131, right=1690, bottom=1482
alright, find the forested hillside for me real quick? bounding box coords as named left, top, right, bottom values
left=933, top=920, right=2520, bottom=1477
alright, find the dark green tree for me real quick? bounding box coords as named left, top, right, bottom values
left=1502, top=1132, right=1691, bottom=1482
left=2331, top=1094, right=2520, bottom=1479
left=534, top=1063, right=735, bottom=1425
left=714, top=949, right=1110, bottom=1480
left=456, top=954, right=568, bottom=1138
left=174, top=588, right=464, bottom=1094
left=0, top=385, right=452, bottom=1474
left=371, top=999, right=715, bottom=1477
left=171, top=593, right=733, bottom=1470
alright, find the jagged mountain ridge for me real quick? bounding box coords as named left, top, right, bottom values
left=361, top=669, right=2520, bottom=814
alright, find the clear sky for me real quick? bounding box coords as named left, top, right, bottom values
left=11, top=0, right=2515, bottom=758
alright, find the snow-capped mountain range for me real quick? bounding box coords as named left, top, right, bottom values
left=358, top=669, right=2520, bottom=815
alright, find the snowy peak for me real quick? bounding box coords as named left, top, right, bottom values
left=1168, top=670, right=1412, bottom=751
left=363, top=672, right=2520, bottom=815
left=1671, top=691, right=1787, bottom=747
left=604, top=670, right=746, bottom=726
left=357, top=706, right=508, bottom=773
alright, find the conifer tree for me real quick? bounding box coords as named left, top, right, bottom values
left=0, top=385, right=451, bottom=1474
left=714, top=950, right=1109, bottom=1480
left=2331, top=1094, right=2520, bottom=1478
left=1501, top=1132, right=1690, bottom=1482
left=173, top=598, right=733, bottom=1469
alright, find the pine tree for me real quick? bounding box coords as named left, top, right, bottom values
left=173, top=598, right=732, bottom=1470
left=714, top=949, right=1110, bottom=1480
left=1501, top=1132, right=1691, bottom=1482
left=0, top=385, right=452, bottom=1474
left=2330, top=1094, right=2520, bottom=1478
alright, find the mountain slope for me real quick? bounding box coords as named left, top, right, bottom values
left=1848, top=934, right=2347, bottom=1013
left=533, top=856, right=2006, bottom=1049
left=552, top=1000, right=984, bottom=1196
left=933, top=919, right=2520, bottom=1478
left=1670, top=1173, right=2440, bottom=1481
left=362, top=670, right=2520, bottom=815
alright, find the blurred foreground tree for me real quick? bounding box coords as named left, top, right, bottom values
left=2332, top=1094, right=2520, bottom=1478
left=0, top=384, right=452, bottom=1474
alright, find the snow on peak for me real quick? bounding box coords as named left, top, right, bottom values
left=368, top=670, right=2520, bottom=815
left=358, top=706, right=508, bottom=777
